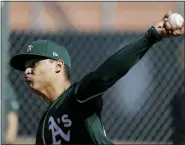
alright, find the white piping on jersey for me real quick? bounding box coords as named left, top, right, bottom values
left=76, top=92, right=105, bottom=103
left=102, top=125, right=107, bottom=137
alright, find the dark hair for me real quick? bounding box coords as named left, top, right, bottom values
left=64, top=65, right=70, bottom=81
left=49, top=59, right=70, bottom=81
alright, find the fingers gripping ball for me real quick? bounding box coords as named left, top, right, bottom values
left=168, top=13, right=184, bottom=29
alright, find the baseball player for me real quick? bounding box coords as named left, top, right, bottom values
left=10, top=12, right=184, bottom=144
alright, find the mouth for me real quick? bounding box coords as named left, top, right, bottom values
left=24, top=76, right=32, bottom=84
left=25, top=76, right=29, bottom=80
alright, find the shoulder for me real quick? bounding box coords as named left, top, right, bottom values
left=54, top=83, right=80, bottom=107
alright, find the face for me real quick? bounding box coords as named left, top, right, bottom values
left=24, top=58, right=56, bottom=93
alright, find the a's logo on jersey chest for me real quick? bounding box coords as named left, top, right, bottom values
left=48, top=114, right=72, bottom=144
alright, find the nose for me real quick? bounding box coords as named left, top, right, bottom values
left=24, top=67, right=32, bottom=76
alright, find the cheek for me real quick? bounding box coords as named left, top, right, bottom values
left=38, top=66, right=54, bottom=80
left=33, top=64, right=55, bottom=83
left=33, top=67, right=48, bottom=82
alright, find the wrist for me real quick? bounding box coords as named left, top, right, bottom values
left=145, top=26, right=162, bottom=44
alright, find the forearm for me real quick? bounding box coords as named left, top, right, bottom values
left=94, top=26, right=161, bottom=81
left=6, top=112, right=18, bottom=144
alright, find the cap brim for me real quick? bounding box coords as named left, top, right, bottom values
left=10, top=53, right=49, bottom=71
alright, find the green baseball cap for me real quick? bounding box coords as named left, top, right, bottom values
left=10, top=40, right=71, bottom=71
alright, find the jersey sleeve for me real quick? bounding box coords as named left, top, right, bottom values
left=75, top=26, right=161, bottom=103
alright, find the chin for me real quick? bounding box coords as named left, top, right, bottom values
left=27, top=84, right=39, bottom=93
left=26, top=82, right=45, bottom=97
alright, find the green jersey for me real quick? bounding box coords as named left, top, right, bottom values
left=36, top=83, right=111, bottom=144
left=35, top=27, right=161, bottom=145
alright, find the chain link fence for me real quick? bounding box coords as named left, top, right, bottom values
left=8, top=30, right=184, bottom=143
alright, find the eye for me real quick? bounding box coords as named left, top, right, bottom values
left=29, top=61, right=37, bottom=68
left=25, top=59, right=40, bottom=69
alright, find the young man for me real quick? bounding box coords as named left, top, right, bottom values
left=10, top=12, right=184, bottom=144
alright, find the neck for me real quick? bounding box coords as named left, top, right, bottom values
left=40, top=80, right=71, bottom=104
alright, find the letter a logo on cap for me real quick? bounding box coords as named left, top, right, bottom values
left=27, top=45, right=33, bottom=52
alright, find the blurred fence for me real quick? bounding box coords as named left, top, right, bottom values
left=8, top=30, right=184, bottom=143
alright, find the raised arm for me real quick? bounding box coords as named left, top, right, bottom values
left=75, top=12, right=184, bottom=103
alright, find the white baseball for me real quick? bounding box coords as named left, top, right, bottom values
left=168, top=13, right=184, bottom=29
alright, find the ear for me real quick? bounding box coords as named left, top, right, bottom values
left=55, top=60, right=65, bottom=73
